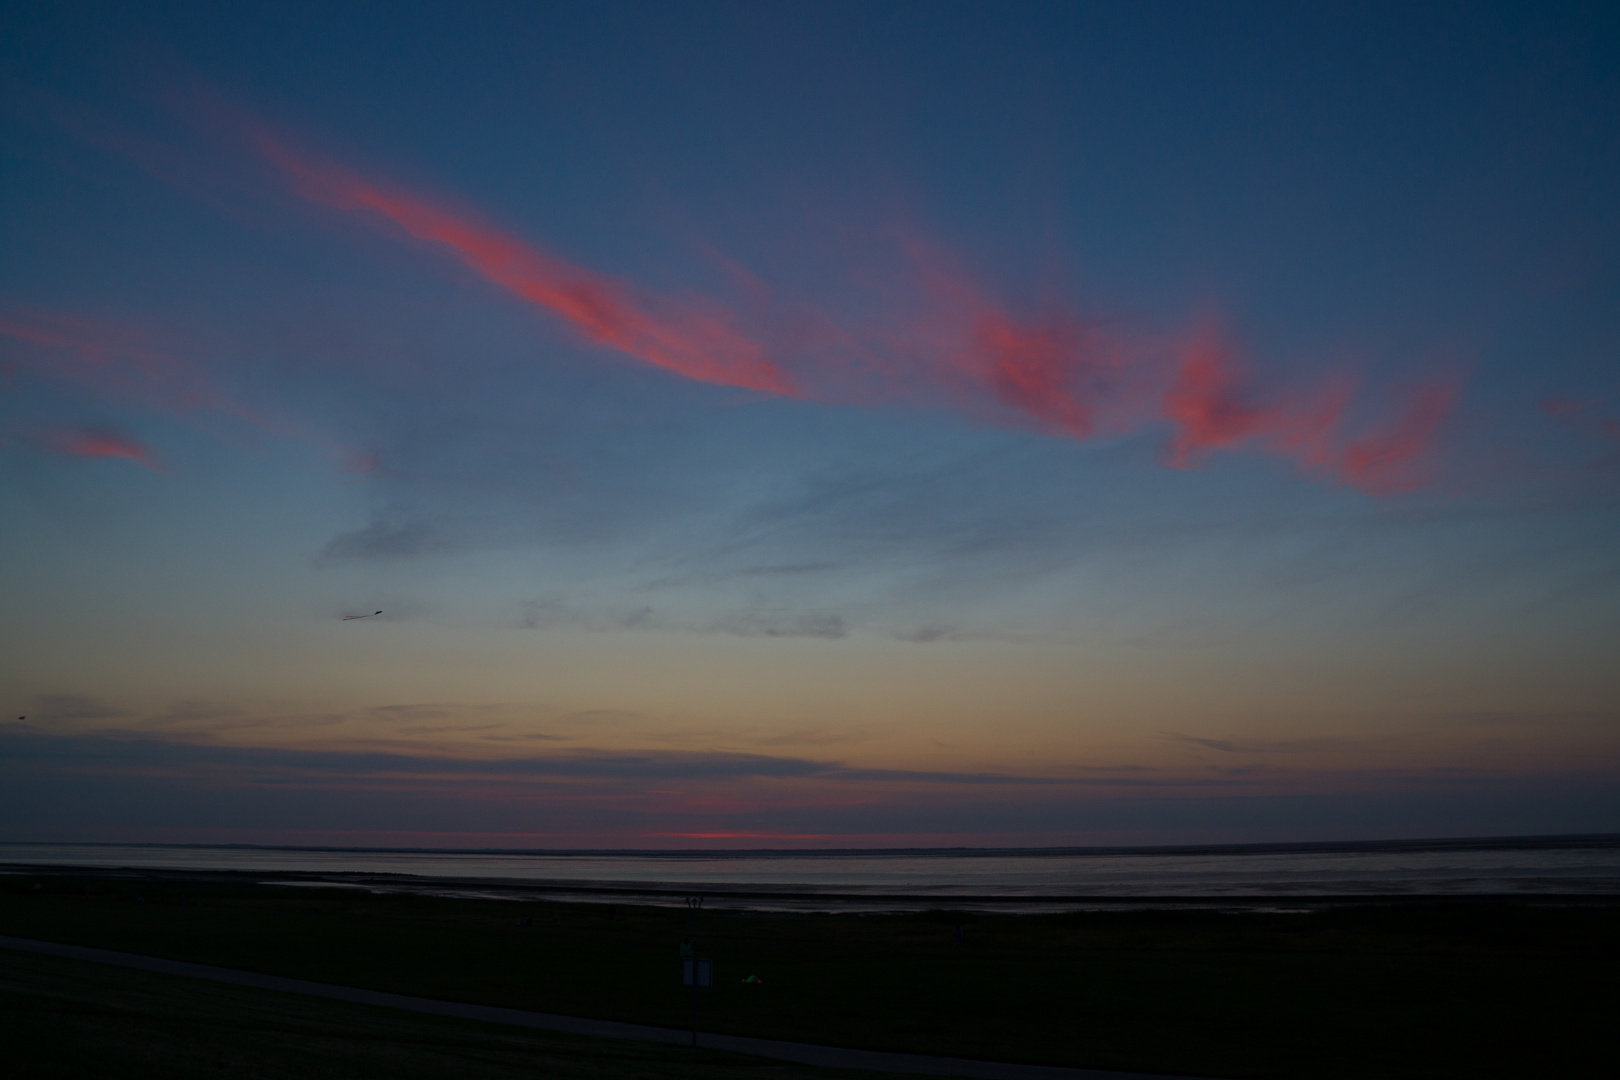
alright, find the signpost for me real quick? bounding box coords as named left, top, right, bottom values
left=681, top=897, right=710, bottom=1047
left=680, top=940, right=711, bottom=1046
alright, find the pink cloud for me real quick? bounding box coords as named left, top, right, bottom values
left=1539, top=396, right=1588, bottom=420
left=1157, top=326, right=1456, bottom=494
left=247, top=132, right=794, bottom=396
left=1160, top=327, right=1349, bottom=469
left=43, top=425, right=163, bottom=470
left=1540, top=395, right=1620, bottom=450
left=1334, top=381, right=1459, bottom=495
left=135, top=95, right=1468, bottom=496
left=0, top=309, right=233, bottom=417
left=899, top=243, right=1132, bottom=439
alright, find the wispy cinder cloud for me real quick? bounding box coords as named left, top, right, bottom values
left=245, top=130, right=796, bottom=396
left=1161, top=732, right=1365, bottom=755
left=38, top=424, right=163, bottom=470
left=703, top=611, right=847, bottom=640
left=0, top=304, right=301, bottom=472
left=0, top=308, right=240, bottom=420
left=517, top=597, right=848, bottom=640
left=25, top=696, right=135, bottom=722
left=636, top=562, right=846, bottom=591
left=6, top=725, right=1615, bottom=849
left=208, top=102, right=1458, bottom=497
left=1159, top=326, right=1461, bottom=495
left=318, top=511, right=452, bottom=562
left=892, top=624, right=965, bottom=643
left=1541, top=396, right=1620, bottom=466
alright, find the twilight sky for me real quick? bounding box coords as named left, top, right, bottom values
left=2, top=1, right=1618, bottom=848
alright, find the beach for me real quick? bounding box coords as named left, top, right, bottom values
left=4, top=835, right=1617, bottom=912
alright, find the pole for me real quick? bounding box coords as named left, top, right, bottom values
left=690, top=937, right=699, bottom=1047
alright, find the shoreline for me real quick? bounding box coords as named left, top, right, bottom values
left=4, top=831, right=1617, bottom=859
left=5, top=862, right=1619, bottom=914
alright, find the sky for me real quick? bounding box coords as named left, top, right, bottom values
left=2, top=1, right=1618, bottom=848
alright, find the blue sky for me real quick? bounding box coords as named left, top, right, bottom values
left=2, top=1, right=1617, bottom=846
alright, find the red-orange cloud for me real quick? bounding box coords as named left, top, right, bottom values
left=1162, top=330, right=1350, bottom=467
left=892, top=238, right=1146, bottom=439
left=1541, top=396, right=1620, bottom=447
left=1158, top=326, right=1454, bottom=493
left=249, top=134, right=794, bottom=396
left=904, top=262, right=1453, bottom=492
left=0, top=310, right=228, bottom=416
left=44, top=425, right=162, bottom=470
left=1336, top=381, right=1458, bottom=494
left=949, top=295, right=1118, bottom=439
left=199, top=106, right=1460, bottom=494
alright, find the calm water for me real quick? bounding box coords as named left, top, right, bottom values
left=3, top=837, right=1617, bottom=911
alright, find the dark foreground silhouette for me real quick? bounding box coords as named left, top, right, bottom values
left=1, top=871, right=1615, bottom=1079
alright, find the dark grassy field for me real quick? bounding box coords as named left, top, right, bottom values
left=0, top=948, right=870, bottom=1080
left=2, top=873, right=1616, bottom=1078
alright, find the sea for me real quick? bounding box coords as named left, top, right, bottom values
left=2, top=835, right=1617, bottom=912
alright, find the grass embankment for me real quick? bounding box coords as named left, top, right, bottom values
left=2, top=874, right=1616, bottom=1079
left=0, top=948, right=866, bottom=1080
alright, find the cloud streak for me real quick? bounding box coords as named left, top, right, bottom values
left=248, top=132, right=795, bottom=395
left=1541, top=396, right=1620, bottom=465
left=40, top=424, right=163, bottom=470
left=216, top=111, right=1459, bottom=496
left=0, top=309, right=234, bottom=418
left=517, top=597, right=848, bottom=640
left=0, top=725, right=1217, bottom=789
left=1160, top=328, right=1459, bottom=494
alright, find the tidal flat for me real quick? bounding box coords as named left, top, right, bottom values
left=2, top=872, right=1616, bottom=1079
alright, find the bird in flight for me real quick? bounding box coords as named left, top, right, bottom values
left=343, top=610, right=383, bottom=621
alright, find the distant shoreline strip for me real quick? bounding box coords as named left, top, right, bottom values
left=3, top=831, right=1617, bottom=858
left=4, top=863, right=1620, bottom=910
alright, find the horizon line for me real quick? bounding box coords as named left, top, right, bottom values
left=3, top=830, right=1617, bottom=859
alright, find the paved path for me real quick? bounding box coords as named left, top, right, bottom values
left=0, top=934, right=1208, bottom=1080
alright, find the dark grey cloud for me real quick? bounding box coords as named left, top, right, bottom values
left=550, top=709, right=643, bottom=726
left=704, top=611, right=847, bottom=639
left=151, top=700, right=245, bottom=724
left=893, top=624, right=964, bottom=643
left=519, top=598, right=654, bottom=632
left=294, top=331, right=1620, bottom=655
left=394, top=723, right=507, bottom=736
left=479, top=732, right=570, bottom=743
left=637, top=562, right=845, bottom=591
left=4, top=732, right=1617, bottom=845
left=367, top=704, right=454, bottom=720
left=318, top=510, right=451, bottom=562
left=1440, top=710, right=1619, bottom=729
left=1162, top=732, right=1363, bottom=755
left=519, top=597, right=849, bottom=640
left=28, top=695, right=132, bottom=721
left=0, top=726, right=1214, bottom=789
